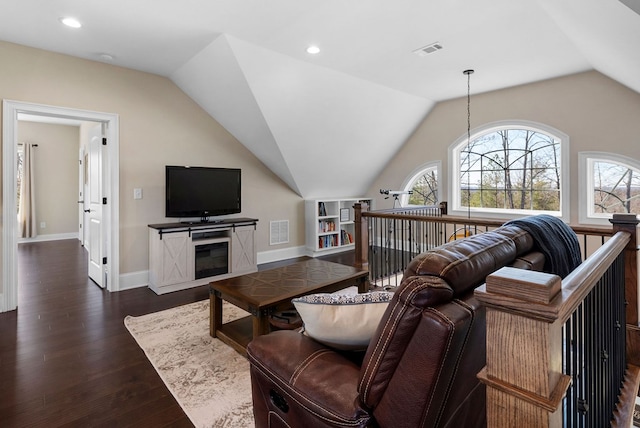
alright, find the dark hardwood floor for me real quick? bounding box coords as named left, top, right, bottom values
left=0, top=239, right=354, bottom=427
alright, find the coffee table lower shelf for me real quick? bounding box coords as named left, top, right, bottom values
left=215, top=316, right=253, bottom=355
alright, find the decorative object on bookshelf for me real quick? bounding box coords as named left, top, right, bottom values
left=318, top=202, right=327, bottom=216
left=340, top=208, right=350, bottom=222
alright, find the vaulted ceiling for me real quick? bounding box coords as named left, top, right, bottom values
left=1, top=0, right=638, bottom=198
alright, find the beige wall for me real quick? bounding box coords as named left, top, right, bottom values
left=0, top=41, right=305, bottom=286
left=17, top=121, right=80, bottom=236
left=368, top=71, right=640, bottom=224
left=2, top=40, right=640, bottom=297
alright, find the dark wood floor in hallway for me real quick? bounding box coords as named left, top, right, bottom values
left=0, top=239, right=353, bottom=427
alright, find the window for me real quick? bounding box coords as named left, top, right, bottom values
left=401, top=161, right=440, bottom=207
left=579, top=152, right=640, bottom=224
left=449, top=121, right=569, bottom=219
left=17, top=144, right=24, bottom=213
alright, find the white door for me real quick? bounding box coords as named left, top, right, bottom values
left=87, top=124, right=105, bottom=288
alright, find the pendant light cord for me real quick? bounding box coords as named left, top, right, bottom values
left=463, top=69, right=474, bottom=219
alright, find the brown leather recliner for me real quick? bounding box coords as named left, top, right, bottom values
left=247, top=224, right=544, bottom=428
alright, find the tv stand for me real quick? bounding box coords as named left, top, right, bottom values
left=148, top=218, right=258, bottom=295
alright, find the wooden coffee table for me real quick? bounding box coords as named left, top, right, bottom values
left=209, top=258, right=369, bottom=355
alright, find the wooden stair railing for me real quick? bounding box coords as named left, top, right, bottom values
left=355, top=203, right=616, bottom=289
left=354, top=205, right=640, bottom=426
left=475, top=214, right=640, bottom=427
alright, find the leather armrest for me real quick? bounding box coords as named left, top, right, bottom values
left=510, top=251, right=545, bottom=271
left=247, top=330, right=370, bottom=425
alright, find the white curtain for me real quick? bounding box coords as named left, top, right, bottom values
left=18, top=143, right=37, bottom=238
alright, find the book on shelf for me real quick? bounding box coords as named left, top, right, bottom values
left=318, top=220, right=335, bottom=233
left=341, top=229, right=354, bottom=245
left=318, top=234, right=339, bottom=249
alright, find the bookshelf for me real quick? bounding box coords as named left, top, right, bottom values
left=305, top=197, right=372, bottom=256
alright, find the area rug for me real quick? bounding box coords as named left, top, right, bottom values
left=124, top=300, right=254, bottom=428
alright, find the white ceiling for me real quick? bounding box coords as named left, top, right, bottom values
left=2, top=0, right=639, bottom=198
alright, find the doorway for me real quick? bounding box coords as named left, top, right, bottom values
left=2, top=100, right=120, bottom=312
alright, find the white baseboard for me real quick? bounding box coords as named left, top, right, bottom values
left=256, top=246, right=307, bottom=264
left=118, top=270, right=149, bottom=291
left=117, top=247, right=309, bottom=292
left=18, top=233, right=79, bottom=243
left=304, top=245, right=353, bottom=258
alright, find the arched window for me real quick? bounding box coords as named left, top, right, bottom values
left=579, top=152, right=640, bottom=224
left=400, top=161, right=441, bottom=207
left=448, top=120, right=569, bottom=219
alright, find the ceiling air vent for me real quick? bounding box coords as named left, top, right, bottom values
left=413, top=42, right=443, bottom=57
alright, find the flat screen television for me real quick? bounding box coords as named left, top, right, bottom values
left=165, top=166, right=241, bottom=221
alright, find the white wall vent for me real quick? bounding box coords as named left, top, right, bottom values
left=413, top=42, right=443, bottom=57
left=270, top=220, right=289, bottom=245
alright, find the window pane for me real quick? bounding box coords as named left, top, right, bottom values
left=592, top=161, right=640, bottom=214
left=459, top=129, right=561, bottom=212
left=408, top=168, right=438, bottom=205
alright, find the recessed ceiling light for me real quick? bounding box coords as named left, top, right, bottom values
left=306, top=45, right=320, bottom=54
left=60, top=17, right=82, bottom=28
left=99, top=53, right=115, bottom=61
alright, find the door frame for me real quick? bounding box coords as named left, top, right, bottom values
left=79, top=146, right=88, bottom=247
left=2, top=100, right=120, bottom=311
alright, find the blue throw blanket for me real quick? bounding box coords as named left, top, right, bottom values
left=506, top=215, right=582, bottom=278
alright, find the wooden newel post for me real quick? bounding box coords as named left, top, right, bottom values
left=354, top=202, right=369, bottom=271
left=610, top=214, right=640, bottom=367
left=439, top=201, right=448, bottom=215
left=475, top=268, right=571, bottom=428
left=610, top=214, right=639, bottom=326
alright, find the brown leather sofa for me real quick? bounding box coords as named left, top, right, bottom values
left=247, top=224, right=544, bottom=428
